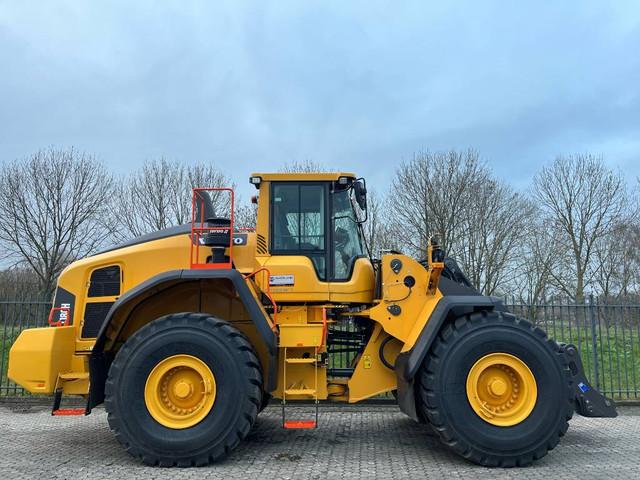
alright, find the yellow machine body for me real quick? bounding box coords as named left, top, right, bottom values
left=8, top=172, right=467, bottom=404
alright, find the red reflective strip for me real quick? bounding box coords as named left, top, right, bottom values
left=52, top=409, right=85, bottom=416
left=48, top=307, right=71, bottom=327
left=284, top=420, right=316, bottom=429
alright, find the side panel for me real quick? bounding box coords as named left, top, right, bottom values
left=232, top=232, right=257, bottom=272
left=328, top=258, right=375, bottom=304
left=88, top=269, right=277, bottom=410
left=8, top=326, right=75, bottom=393
left=366, top=254, right=443, bottom=344
left=258, top=255, right=329, bottom=302
left=347, top=324, right=402, bottom=402
left=257, top=255, right=375, bottom=304
left=58, top=234, right=193, bottom=353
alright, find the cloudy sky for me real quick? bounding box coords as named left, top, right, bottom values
left=1, top=1, right=639, bottom=199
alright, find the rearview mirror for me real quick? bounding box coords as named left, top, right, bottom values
left=354, top=179, right=367, bottom=211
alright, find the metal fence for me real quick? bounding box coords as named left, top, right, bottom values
left=506, top=297, right=640, bottom=400
left=1, top=298, right=640, bottom=400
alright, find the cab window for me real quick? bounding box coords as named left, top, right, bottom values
left=332, top=189, right=364, bottom=280
left=271, top=183, right=326, bottom=279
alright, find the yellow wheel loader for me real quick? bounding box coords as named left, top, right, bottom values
left=8, top=172, right=616, bottom=467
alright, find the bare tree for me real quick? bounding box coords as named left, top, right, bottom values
left=0, top=148, right=114, bottom=295
left=389, top=149, right=488, bottom=256
left=593, top=222, right=640, bottom=299
left=279, top=159, right=328, bottom=173
left=454, top=181, right=534, bottom=296
left=172, top=163, right=234, bottom=225
left=362, top=189, right=401, bottom=256
left=533, top=154, right=628, bottom=302
left=234, top=201, right=258, bottom=230
left=111, top=159, right=233, bottom=243
left=388, top=150, right=534, bottom=295
left=509, top=216, right=558, bottom=304
left=362, top=189, right=382, bottom=255
left=112, top=158, right=177, bottom=239
left=0, top=267, right=42, bottom=299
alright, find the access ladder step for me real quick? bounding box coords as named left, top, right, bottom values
left=58, top=372, right=89, bottom=380
left=51, top=388, right=86, bottom=416
left=284, top=388, right=316, bottom=395
left=52, top=408, right=86, bottom=416
left=285, top=358, right=317, bottom=364
left=284, top=420, right=317, bottom=429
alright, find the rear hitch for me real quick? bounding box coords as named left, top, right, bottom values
left=558, top=342, right=617, bottom=418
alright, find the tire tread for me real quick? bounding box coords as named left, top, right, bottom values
left=105, top=312, right=263, bottom=467
left=416, top=310, right=574, bottom=467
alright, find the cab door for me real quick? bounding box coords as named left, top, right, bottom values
left=327, top=186, right=374, bottom=303
left=261, top=182, right=330, bottom=302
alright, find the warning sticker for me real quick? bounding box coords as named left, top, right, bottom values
left=269, top=274, right=295, bottom=286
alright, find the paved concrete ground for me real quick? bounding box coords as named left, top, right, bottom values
left=0, top=403, right=638, bottom=479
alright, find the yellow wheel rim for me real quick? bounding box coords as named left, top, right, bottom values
left=144, top=354, right=216, bottom=429
left=466, top=353, right=537, bottom=427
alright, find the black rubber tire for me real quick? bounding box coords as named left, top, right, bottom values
left=258, top=392, right=272, bottom=413
left=416, top=310, right=574, bottom=467
left=104, top=312, right=262, bottom=466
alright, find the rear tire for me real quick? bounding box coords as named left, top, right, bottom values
left=105, top=312, right=262, bottom=466
left=417, top=310, right=573, bottom=467
left=259, top=392, right=272, bottom=413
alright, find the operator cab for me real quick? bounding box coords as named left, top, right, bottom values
left=250, top=173, right=374, bottom=303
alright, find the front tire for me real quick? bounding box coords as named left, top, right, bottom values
left=417, top=311, right=573, bottom=467
left=105, top=313, right=262, bottom=466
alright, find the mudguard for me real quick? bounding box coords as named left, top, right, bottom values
left=395, top=294, right=504, bottom=421
left=87, top=269, right=277, bottom=411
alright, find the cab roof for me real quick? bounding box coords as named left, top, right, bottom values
left=250, top=172, right=356, bottom=182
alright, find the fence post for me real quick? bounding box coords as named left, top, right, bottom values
left=589, top=294, right=600, bottom=391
